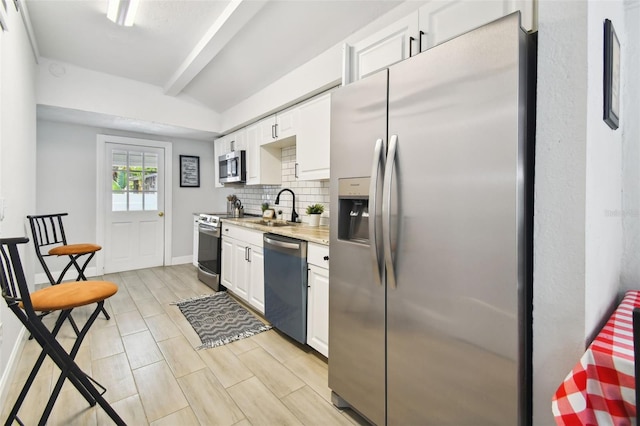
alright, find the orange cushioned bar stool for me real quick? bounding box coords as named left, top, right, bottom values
left=27, top=213, right=110, bottom=322
left=0, top=237, right=125, bottom=425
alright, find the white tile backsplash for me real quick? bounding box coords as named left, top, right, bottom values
left=230, top=146, right=330, bottom=225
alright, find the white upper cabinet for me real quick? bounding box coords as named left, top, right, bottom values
left=345, top=13, right=418, bottom=84
left=214, top=134, right=230, bottom=189
left=231, top=128, right=246, bottom=151
left=246, top=121, right=282, bottom=186
left=258, top=107, right=299, bottom=146
left=418, top=0, right=534, bottom=52
left=344, top=0, right=536, bottom=84
left=275, top=107, right=298, bottom=141
left=296, top=93, right=331, bottom=181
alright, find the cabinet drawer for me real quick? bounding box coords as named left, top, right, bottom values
left=308, top=243, right=329, bottom=268
left=221, top=223, right=264, bottom=247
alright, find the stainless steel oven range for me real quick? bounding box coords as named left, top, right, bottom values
left=197, top=213, right=228, bottom=291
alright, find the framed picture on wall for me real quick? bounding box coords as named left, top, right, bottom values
left=603, top=19, right=620, bottom=130
left=180, top=155, right=200, bottom=188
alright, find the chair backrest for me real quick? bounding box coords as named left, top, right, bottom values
left=27, top=213, right=70, bottom=254
left=0, top=237, right=35, bottom=315
left=27, top=213, right=72, bottom=285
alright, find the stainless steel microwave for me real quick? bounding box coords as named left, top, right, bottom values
left=218, top=150, right=246, bottom=184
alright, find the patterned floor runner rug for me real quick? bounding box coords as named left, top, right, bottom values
left=173, top=292, right=272, bottom=349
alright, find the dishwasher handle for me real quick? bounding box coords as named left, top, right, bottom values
left=264, top=236, right=302, bottom=250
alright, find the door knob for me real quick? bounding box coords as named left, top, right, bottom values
left=158, top=212, right=164, bottom=217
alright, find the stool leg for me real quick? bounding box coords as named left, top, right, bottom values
left=5, top=309, right=96, bottom=424
left=67, top=252, right=111, bottom=320
left=39, top=304, right=105, bottom=425
left=30, top=316, right=125, bottom=426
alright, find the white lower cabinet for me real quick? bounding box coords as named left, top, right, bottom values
left=248, top=247, right=265, bottom=313
left=221, top=224, right=265, bottom=314
left=307, top=243, right=329, bottom=357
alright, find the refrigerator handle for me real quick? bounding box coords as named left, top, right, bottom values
left=383, top=134, right=398, bottom=289
left=369, top=138, right=384, bottom=286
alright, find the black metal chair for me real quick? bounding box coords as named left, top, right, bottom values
left=27, top=213, right=110, bottom=322
left=0, top=237, right=125, bottom=425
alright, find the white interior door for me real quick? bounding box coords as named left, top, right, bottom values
left=104, top=142, right=165, bottom=273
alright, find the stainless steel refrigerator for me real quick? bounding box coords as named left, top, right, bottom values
left=328, top=13, right=534, bottom=425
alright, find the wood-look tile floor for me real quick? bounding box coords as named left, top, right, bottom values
left=2, top=264, right=368, bottom=425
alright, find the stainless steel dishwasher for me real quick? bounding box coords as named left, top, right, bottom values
left=263, top=233, right=308, bottom=344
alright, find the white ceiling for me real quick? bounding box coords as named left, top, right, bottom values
left=27, top=0, right=402, bottom=116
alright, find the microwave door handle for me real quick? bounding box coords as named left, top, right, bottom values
left=383, top=134, right=397, bottom=289
left=369, top=138, right=384, bottom=286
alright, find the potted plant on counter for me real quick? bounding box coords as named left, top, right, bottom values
left=306, top=204, right=324, bottom=227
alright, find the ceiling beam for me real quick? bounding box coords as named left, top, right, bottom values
left=163, top=0, right=266, bottom=97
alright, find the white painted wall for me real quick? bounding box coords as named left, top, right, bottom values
left=533, top=1, right=631, bottom=424
left=584, top=1, right=625, bottom=339
left=0, top=1, right=37, bottom=409
left=36, top=57, right=222, bottom=135
left=621, top=3, right=640, bottom=290
left=35, top=120, right=227, bottom=276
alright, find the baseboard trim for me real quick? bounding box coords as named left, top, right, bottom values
left=0, top=327, right=27, bottom=413
left=171, top=255, right=193, bottom=266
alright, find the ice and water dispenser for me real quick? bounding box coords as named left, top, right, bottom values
left=338, top=177, right=370, bottom=244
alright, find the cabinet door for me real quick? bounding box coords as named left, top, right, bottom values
left=245, top=123, right=261, bottom=185
left=347, top=13, right=418, bottom=84
left=233, top=242, right=250, bottom=301
left=232, top=128, right=247, bottom=151
left=275, top=107, right=299, bottom=141
left=248, top=245, right=265, bottom=314
left=246, top=123, right=282, bottom=186
left=221, top=237, right=234, bottom=291
left=307, top=264, right=329, bottom=357
left=193, top=216, right=200, bottom=266
left=297, top=93, right=331, bottom=181
left=214, top=137, right=229, bottom=189
left=418, top=0, right=535, bottom=52
left=258, top=115, right=277, bottom=145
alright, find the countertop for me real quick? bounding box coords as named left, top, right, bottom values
left=222, top=217, right=330, bottom=246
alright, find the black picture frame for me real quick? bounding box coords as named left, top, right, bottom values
left=179, top=155, right=200, bottom=188
left=603, top=19, right=620, bottom=130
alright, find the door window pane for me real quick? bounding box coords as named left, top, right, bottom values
left=111, top=150, right=159, bottom=211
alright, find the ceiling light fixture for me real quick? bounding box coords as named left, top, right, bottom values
left=106, top=0, right=139, bottom=27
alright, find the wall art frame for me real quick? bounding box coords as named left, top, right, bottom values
left=603, top=19, right=620, bottom=130
left=179, top=155, right=200, bottom=188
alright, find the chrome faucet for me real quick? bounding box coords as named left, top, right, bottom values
left=275, top=188, right=298, bottom=223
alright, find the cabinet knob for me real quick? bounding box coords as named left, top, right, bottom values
left=323, top=256, right=329, bottom=261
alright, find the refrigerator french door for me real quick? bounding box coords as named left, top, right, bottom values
left=328, top=12, right=533, bottom=425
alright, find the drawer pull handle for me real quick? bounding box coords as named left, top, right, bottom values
left=323, top=256, right=329, bottom=261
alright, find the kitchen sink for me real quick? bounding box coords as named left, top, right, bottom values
left=250, top=219, right=294, bottom=227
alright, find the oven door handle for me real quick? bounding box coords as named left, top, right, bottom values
left=198, top=224, right=221, bottom=237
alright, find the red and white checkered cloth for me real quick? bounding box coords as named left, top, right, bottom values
left=552, top=290, right=640, bottom=425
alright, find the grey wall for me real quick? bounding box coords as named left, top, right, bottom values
left=35, top=120, right=228, bottom=272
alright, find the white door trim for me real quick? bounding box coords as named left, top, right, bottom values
left=96, top=134, right=173, bottom=275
